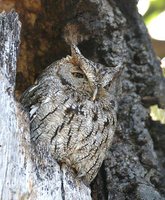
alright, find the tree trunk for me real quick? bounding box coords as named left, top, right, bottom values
left=0, top=0, right=165, bottom=199
left=0, top=11, right=91, bottom=200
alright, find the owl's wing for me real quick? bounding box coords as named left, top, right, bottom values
left=21, top=64, right=62, bottom=121
left=21, top=61, right=60, bottom=106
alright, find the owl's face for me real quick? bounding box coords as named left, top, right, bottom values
left=57, top=59, right=93, bottom=96
left=57, top=60, right=107, bottom=93
left=70, top=45, right=122, bottom=100
left=56, top=47, right=122, bottom=106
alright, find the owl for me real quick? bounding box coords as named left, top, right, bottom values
left=21, top=44, right=122, bottom=184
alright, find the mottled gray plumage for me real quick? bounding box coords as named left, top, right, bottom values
left=21, top=45, right=122, bottom=184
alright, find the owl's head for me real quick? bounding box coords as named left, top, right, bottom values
left=68, top=44, right=123, bottom=101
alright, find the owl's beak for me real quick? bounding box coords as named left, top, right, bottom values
left=92, top=86, right=98, bottom=101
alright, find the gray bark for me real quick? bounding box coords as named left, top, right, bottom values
left=0, top=11, right=91, bottom=200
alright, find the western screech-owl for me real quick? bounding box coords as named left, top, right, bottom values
left=21, top=44, right=122, bottom=184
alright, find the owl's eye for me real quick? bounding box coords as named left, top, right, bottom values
left=72, top=72, right=84, bottom=78
left=104, top=82, right=111, bottom=89
left=110, top=100, right=115, bottom=107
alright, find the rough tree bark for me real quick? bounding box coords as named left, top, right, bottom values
left=0, top=11, right=91, bottom=200
left=0, top=0, right=165, bottom=200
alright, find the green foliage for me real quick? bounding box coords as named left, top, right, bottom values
left=150, top=105, right=165, bottom=124
left=144, top=0, right=165, bottom=24
left=150, top=67, right=165, bottom=124
left=143, top=0, right=165, bottom=124
left=162, top=67, right=165, bottom=76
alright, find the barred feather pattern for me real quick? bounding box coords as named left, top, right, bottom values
left=21, top=45, right=122, bottom=184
